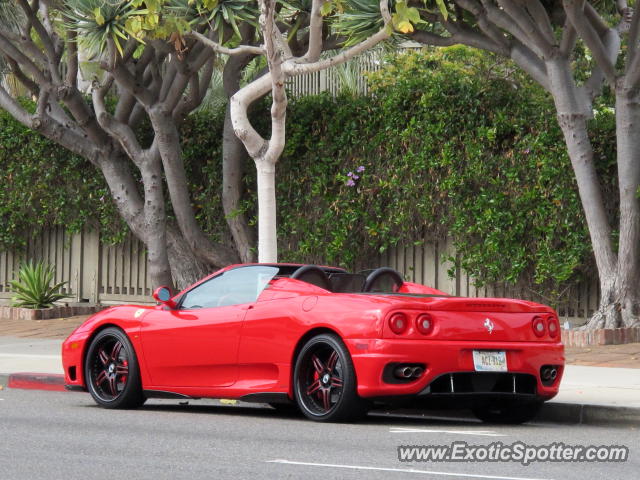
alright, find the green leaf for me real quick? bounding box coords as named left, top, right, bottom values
left=93, top=7, right=105, bottom=26
left=320, top=1, right=333, bottom=16
left=435, top=0, right=449, bottom=21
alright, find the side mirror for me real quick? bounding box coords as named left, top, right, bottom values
left=152, top=286, right=177, bottom=309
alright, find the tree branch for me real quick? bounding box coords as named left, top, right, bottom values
left=455, top=0, right=510, bottom=50
left=564, top=0, right=617, bottom=88
left=190, top=31, right=265, bottom=56
left=0, top=84, right=32, bottom=126
left=65, top=29, right=78, bottom=88
left=427, top=28, right=506, bottom=54
left=110, top=61, right=155, bottom=107
left=0, top=31, right=48, bottom=84
left=285, top=3, right=391, bottom=76
left=16, top=0, right=61, bottom=83
left=522, top=0, right=555, bottom=43
left=559, top=20, right=577, bottom=56
left=92, top=78, right=144, bottom=165
left=478, top=0, right=547, bottom=59
left=510, top=40, right=550, bottom=91
left=626, top=7, right=640, bottom=76
left=300, top=0, right=328, bottom=62
left=6, top=58, right=39, bottom=94
left=496, top=0, right=555, bottom=58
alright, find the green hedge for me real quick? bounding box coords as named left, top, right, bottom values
left=267, top=47, right=615, bottom=293
left=0, top=111, right=124, bottom=247
left=0, top=47, right=617, bottom=295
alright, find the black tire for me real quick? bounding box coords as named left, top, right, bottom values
left=84, top=327, right=145, bottom=409
left=472, top=400, right=542, bottom=424
left=293, top=333, right=368, bottom=422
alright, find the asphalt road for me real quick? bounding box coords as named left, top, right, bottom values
left=0, top=389, right=637, bottom=480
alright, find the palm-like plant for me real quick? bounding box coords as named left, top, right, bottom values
left=63, top=0, right=258, bottom=57
left=63, top=0, right=156, bottom=56
left=10, top=261, right=68, bottom=309
left=331, top=0, right=389, bottom=46
left=167, top=0, right=258, bottom=43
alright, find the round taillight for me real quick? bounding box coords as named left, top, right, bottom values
left=548, top=316, right=559, bottom=338
left=389, top=313, right=409, bottom=335
left=416, top=314, right=434, bottom=335
left=532, top=316, right=546, bottom=337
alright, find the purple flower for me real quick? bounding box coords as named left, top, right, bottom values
left=346, top=179, right=356, bottom=187
left=356, top=165, right=365, bottom=172
left=347, top=171, right=354, bottom=177
left=352, top=175, right=359, bottom=180
left=523, top=148, right=531, bottom=154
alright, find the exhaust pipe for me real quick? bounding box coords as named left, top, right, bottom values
left=541, top=366, right=559, bottom=382
left=395, top=366, right=414, bottom=379
left=393, top=365, right=425, bottom=380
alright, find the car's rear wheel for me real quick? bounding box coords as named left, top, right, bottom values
left=294, top=333, right=367, bottom=422
left=84, top=327, right=145, bottom=409
left=472, top=400, right=542, bottom=424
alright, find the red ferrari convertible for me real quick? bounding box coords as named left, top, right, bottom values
left=62, top=263, right=564, bottom=423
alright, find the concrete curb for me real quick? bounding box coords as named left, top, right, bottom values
left=0, top=372, right=66, bottom=392
left=539, top=401, right=640, bottom=427
left=374, top=402, right=640, bottom=427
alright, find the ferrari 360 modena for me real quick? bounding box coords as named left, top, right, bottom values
left=62, top=263, right=564, bottom=423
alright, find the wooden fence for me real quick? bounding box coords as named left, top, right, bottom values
left=286, top=49, right=383, bottom=97
left=368, top=240, right=600, bottom=321
left=0, top=228, right=152, bottom=305
left=0, top=228, right=599, bottom=319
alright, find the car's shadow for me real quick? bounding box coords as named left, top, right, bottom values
left=124, top=401, right=489, bottom=427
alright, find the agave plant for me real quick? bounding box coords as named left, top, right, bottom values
left=331, top=0, right=390, bottom=47
left=167, top=0, right=258, bottom=43
left=10, top=261, right=68, bottom=309
left=63, top=0, right=163, bottom=57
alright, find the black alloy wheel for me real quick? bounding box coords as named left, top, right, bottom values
left=84, top=327, right=145, bottom=409
left=294, top=333, right=367, bottom=422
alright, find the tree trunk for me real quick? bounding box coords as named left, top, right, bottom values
left=139, top=158, right=174, bottom=290
left=256, top=160, right=278, bottom=262
left=546, top=59, right=627, bottom=329
left=166, top=225, right=210, bottom=291
left=149, top=106, right=239, bottom=268
left=222, top=103, right=256, bottom=263
left=223, top=54, right=256, bottom=263
left=613, top=83, right=640, bottom=327
left=586, top=274, right=621, bottom=329
left=579, top=82, right=640, bottom=329
left=98, top=153, right=174, bottom=289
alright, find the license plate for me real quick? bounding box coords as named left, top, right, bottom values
left=473, top=350, right=508, bottom=372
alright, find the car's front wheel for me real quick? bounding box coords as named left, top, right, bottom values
left=472, top=400, right=542, bottom=424
left=84, top=327, right=145, bottom=409
left=293, top=333, right=367, bottom=422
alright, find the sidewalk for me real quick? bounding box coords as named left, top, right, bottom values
left=1, top=315, right=640, bottom=425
